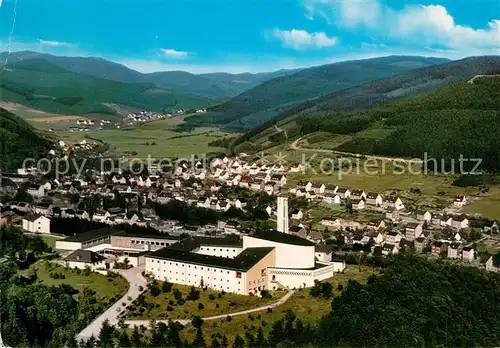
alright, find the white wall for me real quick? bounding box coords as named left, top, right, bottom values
left=22, top=216, right=51, bottom=234
left=55, top=240, right=82, bottom=251
left=268, top=268, right=314, bottom=289
left=195, top=245, right=243, bottom=258
left=145, top=257, right=246, bottom=294
left=243, top=236, right=315, bottom=269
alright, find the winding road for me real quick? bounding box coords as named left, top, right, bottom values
left=123, top=289, right=296, bottom=329
left=76, top=266, right=148, bottom=341
left=290, top=135, right=423, bottom=164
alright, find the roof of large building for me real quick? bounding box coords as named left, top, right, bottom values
left=64, top=249, right=106, bottom=263
left=167, top=236, right=243, bottom=252
left=251, top=230, right=315, bottom=246
left=147, top=246, right=274, bottom=271
left=113, top=230, right=177, bottom=240
left=63, top=227, right=119, bottom=243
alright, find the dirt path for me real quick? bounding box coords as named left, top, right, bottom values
left=123, top=289, right=295, bottom=329
left=290, top=135, right=423, bottom=164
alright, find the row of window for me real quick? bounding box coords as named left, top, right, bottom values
left=151, top=268, right=241, bottom=284
left=199, top=247, right=237, bottom=252
left=131, top=240, right=172, bottom=246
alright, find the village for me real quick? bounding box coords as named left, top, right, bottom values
left=1, top=150, right=499, bottom=275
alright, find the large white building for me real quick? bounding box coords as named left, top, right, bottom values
left=22, top=214, right=51, bottom=234
left=145, top=231, right=344, bottom=295
left=277, top=195, right=289, bottom=234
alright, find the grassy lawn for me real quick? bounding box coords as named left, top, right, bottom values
left=180, top=266, right=375, bottom=343
left=23, top=261, right=129, bottom=303
left=124, top=281, right=283, bottom=321
left=464, top=189, right=500, bottom=219
left=40, top=234, right=65, bottom=249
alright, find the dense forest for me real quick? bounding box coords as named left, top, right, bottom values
left=0, top=107, right=53, bottom=171
left=185, top=56, right=448, bottom=131
left=298, top=76, right=500, bottom=172
left=230, top=56, right=500, bottom=152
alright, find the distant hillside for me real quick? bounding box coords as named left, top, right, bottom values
left=235, top=55, right=500, bottom=152
left=0, top=107, right=52, bottom=171
left=185, top=56, right=449, bottom=130
left=299, top=75, right=500, bottom=172
left=0, top=59, right=212, bottom=115
left=0, top=51, right=298, bottom=99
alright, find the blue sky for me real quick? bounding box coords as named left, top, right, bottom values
left=0, top=0, right=498, bottom=73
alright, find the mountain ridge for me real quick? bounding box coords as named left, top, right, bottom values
left=184, top=55, right=450, bottom=131
left=232, top=55, right=500, bottom=153
left=0, top=51, right=299, bottom=99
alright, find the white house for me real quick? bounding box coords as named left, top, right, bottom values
left=291, top=209, right=303, bottom=220
left=27, top=184, right=45, bottom=198
left=365, top=192, right=383, bottom=207
left=453, top=195, right=467, bottom=207
left=22, top=214, right=51, bottom=234
left=451, top=216, right=469, bottom=229
left=383, top=196, right=405, bottom=210
left=63, top=249, right=113, bottom=270
left=462, top=246, right=474, bottom=261
left=486, top=254, right=500, bottom=272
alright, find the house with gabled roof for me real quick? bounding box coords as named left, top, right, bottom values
left=350, top=189, right=366, bottom=200
left=447, top=243, right=461, bottom=259
left=365, top=192, right=383, bottom=207
left=323, top=192, right=341, bottom=205
left=486, top=253, right=500, bottom=272
left=462, top=246, right=474, bottom=261
left=405, top=222, right=423, bottom=241
left=335, top=187, right=350, bottom=199
left=22, top=214, right=51, bottom=234
left=453, top=195, right=467, bottom=207
left=310, top=182, right=326, bottom=194
left=383, top=196, right=404, bottom=210
left=296, top=180, right=312, bottom=192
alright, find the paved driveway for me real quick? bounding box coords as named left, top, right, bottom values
left=76, top=266, right=148, bottom=341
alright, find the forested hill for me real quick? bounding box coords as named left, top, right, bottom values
left=313, top=255, right=500, bottom=347
left=298, top=75, right=500, bottom=172
left=0, top=59, right=213, bottom=116
left=280, top=55, right=500, bottom=122
left=0, top=107, right=53, bottom=171
left=0, top=51, right=299, bottom=99
left=185, top=56, right=449, bottom=130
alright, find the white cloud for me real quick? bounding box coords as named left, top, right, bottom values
left=304, top=0, right=500, bottom=54
left=160, top=48, right=188, bottom=58
left=272, top=28, right=338, bottom=49
left=393, top=5, right=500, bottom=50
left=37, top=39, right=74, bottom=47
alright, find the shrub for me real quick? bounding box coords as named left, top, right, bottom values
left=226, top=315, right=232, bottom=322
left=166, top=305, right=174, bottom=312
left=208, top=294, right=216, bottom=301
left=248, top=315, right=254, bottom=321
left=162, top=281, right=173, bottom=293
left=192, top=316, right=204, bottom=329
left=267, top=307, right=272, bottom=313
left=337, top=284, right=344, bottom=291
left=138, top=286, right=144, bottom=292
left=229, top=301, right=236, bottom=307
left=198, top=303, right=205, bottom=310
left=177, top=299, right=186, bottom=306
left=168, top=300, right=174, bottom=306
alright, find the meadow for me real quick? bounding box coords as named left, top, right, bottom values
left=179, top=266, right=375, bottom=343
left=23, top=260, right=129, bottom=302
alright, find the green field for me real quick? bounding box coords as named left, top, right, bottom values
left=124, top=282, right=282, bottom=321
left=56, top=116, right=237, bottom=158
left=23, top=261, right=129, bottom=301
left=180, top=266, right=375, bottom=343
